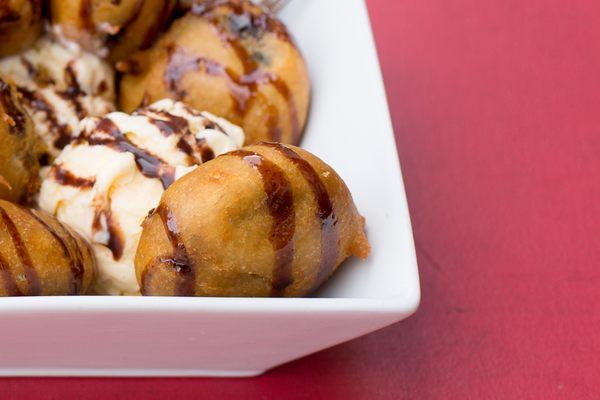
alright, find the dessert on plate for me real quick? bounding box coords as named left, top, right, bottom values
left=0, top=0, right=370, bottom=297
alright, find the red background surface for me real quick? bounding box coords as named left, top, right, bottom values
left=2, top=0, right=600, bottom=398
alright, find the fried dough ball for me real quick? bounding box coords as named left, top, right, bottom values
left=49, top=0, right=176, bottom=62
left=0, top=0, right=43, bottom=57
left=136, top=143, right=369, bottom=297
left=0, top=200, right=96, bottom=296
left=119, top=0, right=310, bottom=146
left=0, top=79, right=44, bottom=203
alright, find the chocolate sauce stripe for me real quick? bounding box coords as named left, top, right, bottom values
left=228, top=149, right=295, bottom=295
left=92, top=196, right=125, bottom=261
left=79, top=0, right=94, bottom=32
left=201, top=1, right=298, bottom=140
left=0, top=206, right=41, bottom=295
left=164, top=27, right=298, bottom=141
left=90, top=118, right=176, bottom=189
left=136, top=109, right=190, bottom=137
left=141, top=205, right=195, bottom=296
left=18, top=87, right=72, bottom=149
left=26, top=209, right=84, bottom=295
left=157, top=204, right=196, bottom=296
left=258, top=143, right=339, bottom=292
left=140, top=0, right=173, bottom=49
left=52, top=164, right=96, bottom=189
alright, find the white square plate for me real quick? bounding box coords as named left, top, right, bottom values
left=0, top=0, right=420, bottom=376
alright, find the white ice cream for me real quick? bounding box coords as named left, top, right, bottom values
left=0, top=35, right=115, bottom=157
left=39, top=99, right=245, bottom=295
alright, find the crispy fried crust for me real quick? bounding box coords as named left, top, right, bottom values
left=49, top=0, right=176, bottom=62
left=0, top=0, right=43, bottom=57
left=0, top=200, right=97, bottom=296
left=0, top=79, right=45, bottom=204
left=119, top=0, right=310, bottom=146
left=136, top=143, right=369, bottom=297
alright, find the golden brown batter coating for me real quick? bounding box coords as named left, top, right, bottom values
left=0, top=200, right=97, bottom=296
left=0, top=79, right=45, bottom=204
left=135, top=143, right=369, bottom=297
left=49, top=0, right=176, bottom=62
left=0, top=0, right=43, bottom=57
left=119, top=0, right=310, bottom=146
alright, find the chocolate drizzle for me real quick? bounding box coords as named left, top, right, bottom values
left=51, top=164, right=96, bottom=189
left=18, top=87, right=72, bottom=149
left=82, top=117, right=177, bottom=189
left=163, top=0, right=299, bottom=142
left=136, top=109, right=189, bottom=137
left=0, top=80, right=27, bottom=136
left=0, top=205, right=41, bottom=295
left=140, top=0, right=174, bottom=49
left=79, top=0, right=94, bottom=32
left=92, top=197, right=125, bottom=261
left=141, top=204, right=195, bottom=296
left=135, top=107, right=221, bottom=163
left=20, top=56, right=36, bottom=79
left=228, top=149, right=295, bottom=295
left=26, top=210, right=86, bottom=295
left=260, top=143, right=339, bottom=291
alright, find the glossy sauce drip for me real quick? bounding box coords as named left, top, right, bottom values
left=140, top=0, right=173, bottom=49
left=136, top=107, right=221, bottom=164
left=163, top=0, right=299, bottom=142
left=20, top=56, right=55, bottom=86
left=79, top=0, right=94, bottom=32
left=18, top=87, right=72, bottom=149
left=228, top=149, right=295, bottom=295
left=26, top=210, right=85, bottom=295
left=63, top=63, right=84, bottom=97
left=198, top=139, right=215, bottom=162
left=59, top=63, right=87, bottom=120
left=260, top=143, right=339, bottom=290
left=52, top=164, right=96, bottom=188
left=202, top=1, right=298, bottom=140
left=87, top=118, right=176, bottom=189
left=137, top=109, right=189, bottom=137
left=92, top=199, right=125, bottom=261
left=141, top=204, right=195, bottom=296
left=176, top=137, right=195, bottom=162
left=0, top=206, right=41, bottom=295
left=140, top=109, right=207, bottom=164
left=0, top=80, right=27, bottom=135
left=20, top=56, right=36, bottom=79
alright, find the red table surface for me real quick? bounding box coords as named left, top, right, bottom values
left=3, top=0, right=600, bottom=398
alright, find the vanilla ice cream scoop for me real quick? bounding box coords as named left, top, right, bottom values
left=0, top=35, right=115, bottom=158
left=39, top=99, right=245, bottom=295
